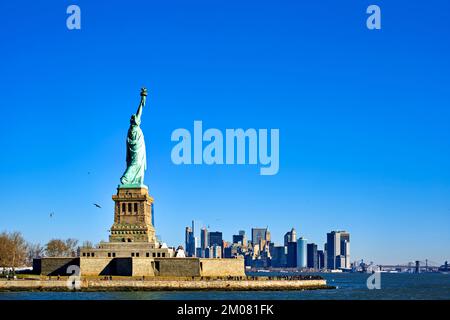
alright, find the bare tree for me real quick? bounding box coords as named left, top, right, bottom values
left=81, top=240, right=94, bottom=249
left=0, top=232, right=11, bottom=267
left=45, top=239, right=69, bottom=257
left=0, top=231, right=28, bottom=275
left=45, top=238, right=79, bottom=257
left=65, top=238, right=79, bottom=257
left=26, top=243, right=44, bottom=266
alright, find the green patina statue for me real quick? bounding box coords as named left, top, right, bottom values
left=119, top=88, right=148, bottom=188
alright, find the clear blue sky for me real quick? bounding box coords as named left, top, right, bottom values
left=0, top=0, right=449, bottom=265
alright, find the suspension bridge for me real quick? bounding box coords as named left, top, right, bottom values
left=377, top=259, right=448, bottom=273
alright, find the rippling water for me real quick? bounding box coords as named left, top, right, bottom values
left=1, top=273, right=449, bottom=300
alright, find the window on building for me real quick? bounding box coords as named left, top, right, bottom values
left=146, top=252, right=150, bottom=257
left=134, top=203, right=138, bottom=212
left=161, top=253, right=165, bottom=258
left=157, top=253, right=161, bottom=257
left=91, top=253, right=95, bottom=257
left=82, top=252, right=86, bottom=257
left=108, top=253, right=111, bottom=257
left=131, top=252, right=135, bottom=257
left=87, top=253, right=90, bottom=257
left=122, top=203, right=126, bottom=213
left=136, top=252, right=140, bottom=257
left=112, top=253, right=116, bottom=257
left=128, top=203, right=132, bottom=212
left=152, top=253, right=156, bottom=257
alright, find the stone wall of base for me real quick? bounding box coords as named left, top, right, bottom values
left=200, top=258, right=245, bottom=277
left=132, top=258, right=155, bottom=276
left=34, top=257, right=245, bottom=278
left=79, top=257, right=117, bottom=276
left=33, top=258, right=79, bottom=276
left=156, top=258, right=201, bottom=277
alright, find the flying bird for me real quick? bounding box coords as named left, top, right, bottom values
left=93, top=203, right=102, bottom=208
left=49, top=212, right=54, bottom=218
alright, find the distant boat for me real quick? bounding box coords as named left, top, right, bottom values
left=257, top=269, right=270, bottom=273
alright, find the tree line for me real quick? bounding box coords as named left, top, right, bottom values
left=0, top=231, right=94, bottom=273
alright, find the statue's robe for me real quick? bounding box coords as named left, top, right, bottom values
left=120, top=122, right=146, bottom=185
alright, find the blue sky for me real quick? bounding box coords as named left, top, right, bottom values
left=0, top=0, right=449, bottom=264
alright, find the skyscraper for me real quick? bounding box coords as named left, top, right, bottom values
left=232, top=234, right=246, bottom=246
left=286, top=241, right=297, bottom=268
left=296, top=237, right=307, bottom=269
left=326, top=231, right=350, bottom=270
left=340, top=232, right=351, bottom=269
left=270, top=246, right=287, bottom=268
left=291, top=228, right=297, bottom=243
left=307, top=243, right=318, bottom=269
left=284, top=228, right=297, bottom=246
left=200, top=227, right=208, bottom=251
left=251, top=228, right=267, bottom=245
left=209, top=231, right=223, bottom=247
left=212, top=245, right=222, bottom=258
left=184, top=221, right=196, bottom=257
left=317, top=250, right=325, bottom=269
left=185, top=226, right=193, bottom=257
left=190, top=220, right=196, bottom=256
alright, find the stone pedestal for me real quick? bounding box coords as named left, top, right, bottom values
left=109, top=187, right=156, bottom=243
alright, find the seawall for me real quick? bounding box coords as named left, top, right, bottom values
left=0, top=279, right=331, bottom=291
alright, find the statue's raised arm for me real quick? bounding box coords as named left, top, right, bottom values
left=135, top=87, right=147, bottom=124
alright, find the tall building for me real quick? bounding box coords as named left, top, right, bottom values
left=204, top=246, right=213, bottom=258
left=340, top=232, right=351, bottom=269
left=284, top=228, right=297, bottom=246
left=200, top=227, right=208, bottom=251
left=233, top=234, right=246, bottom=246
left=212, top=245, right=222, bottom=258
left=265, top=229, right=271, bottom=243
left=184, top=221, right=197, bottom=257
left=307, top=243, right=318, bottom=269
left=270, top=246, right=287, bottom=268
left=286, top=241, right=297, bottom=268
left=209, top=231, right=223, bottom=247
left=185, top=226, right=193, bottom=257
left=251, top=228, right=267, bottom=245
left=317, top=250, right=325, bottom=269
left=296, top=237, right=307, bottom=269
left=306, top=243, right=317, bottom=269
left=190, top=221, right=196, bottom=256
left=326, top=231, right=350, bottom=270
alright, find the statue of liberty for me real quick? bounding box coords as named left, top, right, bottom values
left=120, top=88, right=148, bottom=187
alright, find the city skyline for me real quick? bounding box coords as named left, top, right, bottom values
left=182, top=222, right=353, bottom=270
left=1, top=1, right=450, bottom=265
